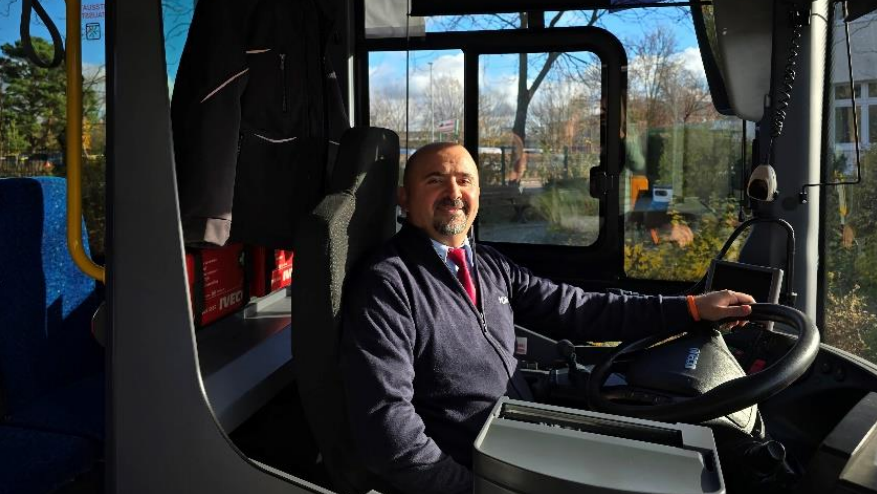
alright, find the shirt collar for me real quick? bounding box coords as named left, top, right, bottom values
left=431, top=237, right=473, bottom=265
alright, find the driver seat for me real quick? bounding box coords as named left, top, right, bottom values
left=291, top=127, right=399, bottom=494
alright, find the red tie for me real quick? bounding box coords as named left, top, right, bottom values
left=447, top=247, right=477, bottom=306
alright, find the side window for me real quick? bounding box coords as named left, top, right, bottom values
left=477, top=51, right=601, bottom=246
left=365, top=7, right=744, bottom=264
left=823, top=7, right=877, bottom=360
left=0, top=2, right=108, bottom=258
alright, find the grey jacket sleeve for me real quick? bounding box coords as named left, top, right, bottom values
left=341, top=276, right=472, bottom=494
left=502, top=257, right=695, bottom=342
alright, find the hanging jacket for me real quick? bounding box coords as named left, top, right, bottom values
left=171, top=0, right=349, bottom=248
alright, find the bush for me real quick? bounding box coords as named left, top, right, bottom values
left=825, top=283, right=876, bottom=359
left=531, top=179, right=599, bottom=232
left=624, top=197, right=741, bottom=281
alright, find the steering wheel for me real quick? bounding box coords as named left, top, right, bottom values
left=587, top=303, right=819, bottom=423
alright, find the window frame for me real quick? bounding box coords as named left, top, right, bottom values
left=832, top=81, right=877, bottom=148
left=358, top=23, right=630, bottom=282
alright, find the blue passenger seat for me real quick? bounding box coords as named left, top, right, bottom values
left=0, top=426, right=95, bottom=494
left=0, top=177, right=104, bottom=493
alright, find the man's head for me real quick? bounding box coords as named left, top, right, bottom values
left=399, top=143, right=480, bottom=247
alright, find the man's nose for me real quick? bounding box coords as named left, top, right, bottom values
left=445, top=178, right=462, bottom=198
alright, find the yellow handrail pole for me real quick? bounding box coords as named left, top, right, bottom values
left=66, top=0, right=105, bottom=283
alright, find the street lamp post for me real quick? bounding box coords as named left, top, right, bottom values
left=429, top=62, right=434, bottom=142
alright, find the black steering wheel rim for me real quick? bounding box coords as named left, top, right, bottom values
left=587, top=303, right=820, bottom=423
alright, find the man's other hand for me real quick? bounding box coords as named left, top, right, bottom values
left=695, top=290, right=755, bottom=324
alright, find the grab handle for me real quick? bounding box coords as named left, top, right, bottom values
left=66, top=0, right=105, bottom=283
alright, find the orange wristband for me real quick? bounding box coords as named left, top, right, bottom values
left=687, top=295, right=701, bottom=322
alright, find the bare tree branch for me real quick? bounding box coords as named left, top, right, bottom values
left=528, top=52, right=561, bottom=101
left=0, top=0, right=20, bottom=18
left=548, top=11, right=565, bottom=28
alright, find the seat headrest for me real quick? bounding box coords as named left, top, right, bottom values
left=328, top=127, right=400, bottom=195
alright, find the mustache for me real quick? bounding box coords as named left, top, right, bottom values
left=435, top=198, right=468, bottom=212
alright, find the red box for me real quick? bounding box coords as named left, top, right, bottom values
left=248, top=247, right=294, bottom=297
left=271, top=250, right=294, bottom=292
left=186, top=243, right=248, bottom=327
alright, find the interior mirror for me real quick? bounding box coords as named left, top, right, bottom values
left=692, top=0, right=773, bottom=122
left=715, top=0, right=773, bottom=121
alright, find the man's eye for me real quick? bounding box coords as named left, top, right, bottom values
left=427, top=178, right=442, bottom=184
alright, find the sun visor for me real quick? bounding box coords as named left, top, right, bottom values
left=366, top=0, right=426, bottom=38
left=712, top=0, right=773, bottom=121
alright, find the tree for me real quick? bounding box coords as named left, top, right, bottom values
left=434, top=10, right=608, bottom=181
left=0, top=37, right=102, bottom=155
left=369, top=84, right=409, bottom=138
left=429, top=75, right=464, bottom=128
left=627, top=26, right=680, bottom=129
left=673, top=68, right=712, bottom=124
left=82, top=64, right=107, bottom=156
left=478, top=87, right=512, bottom=145
left=507, top=11, right=604, bottom=180
left=529, top=81, right=591, bottom=152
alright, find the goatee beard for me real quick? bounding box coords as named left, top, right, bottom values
left=434, top=198, right=468, bottom=236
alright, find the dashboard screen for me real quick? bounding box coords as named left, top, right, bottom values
left=706, top=260, right=782, bottom=303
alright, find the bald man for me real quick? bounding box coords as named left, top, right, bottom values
left=340, top=143, right=754, bottom=494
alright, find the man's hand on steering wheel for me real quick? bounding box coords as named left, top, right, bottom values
left=695, top=290, right=755, bottom=326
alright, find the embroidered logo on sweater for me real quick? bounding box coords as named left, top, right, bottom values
left=498, top=296, right=510, bottom=305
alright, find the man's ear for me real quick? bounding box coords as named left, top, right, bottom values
left=398, top=186, right=409, bottom=213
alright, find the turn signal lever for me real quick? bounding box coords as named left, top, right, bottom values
left=557, top=339, right=580, bottom=383
left=543, top=339, right=599, bottom=406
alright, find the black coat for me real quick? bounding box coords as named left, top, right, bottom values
left=341, top=225, right=695, bottom=494
left=172, top=0, right=349, bottom=247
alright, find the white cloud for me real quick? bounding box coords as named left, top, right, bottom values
left=83, top=63, right=105, bottom=79
left=678, top=47, right=706, bottom=80
left=480, top=73, right=518, bottom=107
left=368, top=51, right=407, bottom=85
left=627, top=47, right=707, bottom=94
left=409, top=52, right=464, bottom=94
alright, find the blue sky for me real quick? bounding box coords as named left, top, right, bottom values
left=370, top=8, right=703, bottom=97
left=0, top=0, right=106, bottom=65
left=369, top=8, right=703, bottom=91
left=0, top=2, right=700, bottom=90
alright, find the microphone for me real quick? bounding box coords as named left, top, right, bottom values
left=747, top=164, right=779, bottom=202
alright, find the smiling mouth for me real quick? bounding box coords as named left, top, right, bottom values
left=437, top=207, right=467, bottom=219
left=436, top=199, right=467, bottom=215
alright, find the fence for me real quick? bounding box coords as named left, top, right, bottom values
left=0, top=155, right=62, bottom=178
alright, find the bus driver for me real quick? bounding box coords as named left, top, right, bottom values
left=340, top=142, right=755, bottom=494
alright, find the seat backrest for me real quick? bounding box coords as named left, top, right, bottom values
left=291, top=128, right=399, bottom=494
left=0, top=177, right=103, bottom=415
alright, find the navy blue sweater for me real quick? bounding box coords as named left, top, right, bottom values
left=341, top=225, right=694, bottom=494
